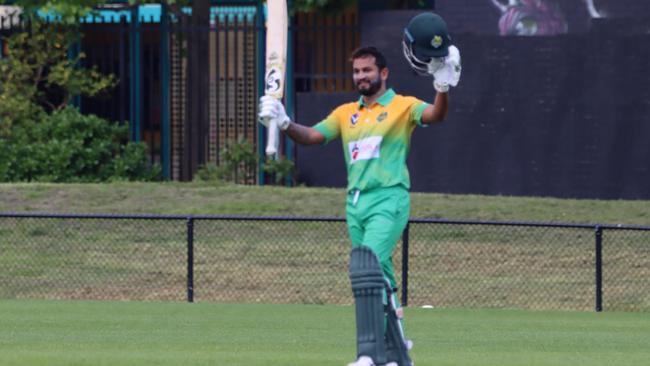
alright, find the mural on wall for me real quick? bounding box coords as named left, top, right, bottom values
left=489, top=0, right=604, bottom=35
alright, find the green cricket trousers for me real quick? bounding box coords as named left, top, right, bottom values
left=346, top=185, right=410, bottom=291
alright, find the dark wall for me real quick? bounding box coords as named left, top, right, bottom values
left=295, top=11, right=650, bottom=199
left=294, top=92, right=354, bottom=188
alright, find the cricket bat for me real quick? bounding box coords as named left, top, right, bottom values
left=264, top=0, right=288, bottom=158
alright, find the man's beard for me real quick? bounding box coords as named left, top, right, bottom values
left=356, top=76, right=382, bottom=96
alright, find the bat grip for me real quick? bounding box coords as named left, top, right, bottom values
left=265, top=117, right=279, bottom=157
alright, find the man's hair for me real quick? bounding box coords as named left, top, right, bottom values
left=350, top=46, right=388, bottom=70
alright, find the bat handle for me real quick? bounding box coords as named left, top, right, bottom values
left=265, top=117, right=279, bottom=157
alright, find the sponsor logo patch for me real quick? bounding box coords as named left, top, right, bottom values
left=377, top=111, right=388, bottom=122
left=350, top=113, right=359, bottom=126
left=348, top=136, right=382, bottom=164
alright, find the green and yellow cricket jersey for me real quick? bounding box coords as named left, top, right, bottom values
left=313, top=88, right=429, bottom=192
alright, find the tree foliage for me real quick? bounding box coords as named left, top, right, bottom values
left=0, top=8, right=158, bottom=182
left=1, top=0, right=104, bottom=23
left=0, top=21, right=116, bottom=133
left=0, top=107, right=161, bottom=182
left=292, top=0, right=356, bottom=14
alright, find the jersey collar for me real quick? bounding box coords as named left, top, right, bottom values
left=358, top=88, right=396, bottom=109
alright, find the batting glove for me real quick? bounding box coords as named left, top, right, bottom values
left=427, top=57, right=446, bottom=76
left=430, top=45, right=462, bottom=93
left=258, top=95, right=291, bottom=130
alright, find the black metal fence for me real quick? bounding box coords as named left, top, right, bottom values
left=1, top=213, right=648, bottom=312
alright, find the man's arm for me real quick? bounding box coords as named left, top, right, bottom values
left=284, top=122, right=326, bottom=145
left=419, top=44, right=460, bottom=124
left=421, top=92, right=448, bottom=125
left=259, top=95, right=327, bottom=145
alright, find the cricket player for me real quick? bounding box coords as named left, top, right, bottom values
left=259, top=13, right=461, bottom=366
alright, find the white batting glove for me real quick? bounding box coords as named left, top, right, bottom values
left=430, top=45, right=462, bottom=93
left=427, top=57, right=446, bottom=75
left=258, top=95, right=291, bottom=130
left=258, top=95, right=279, bottom=124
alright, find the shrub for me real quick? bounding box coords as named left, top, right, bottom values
left=195, top=136, right=258, bottom=184
left=0, top=20, right=155, bottom=183
left=263, top=156, right=296, bottom=185
left=0, top=107, right=160, bottom=182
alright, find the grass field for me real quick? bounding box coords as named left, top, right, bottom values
left=1, top=183, right=649, bottom=311
left=2, top=213, right=649, bottom=310
left=1, top=300, right=649, bottom=366
left=1, top=182, right=650, bottom=224
left=1, top=184, right=649, bottom=364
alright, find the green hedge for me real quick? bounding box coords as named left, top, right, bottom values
left=0, top=107, right=160, bottom=182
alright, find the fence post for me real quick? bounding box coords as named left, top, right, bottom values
left=187, top=217, right=195, bottom=303
left=256, top=1, right=267, bottom=185
left=160, top=3, right=171, bottom=180
left=595, top=225, right=603, bottom=312
left=119, top=15, right=128, bottom=124
left=129, top=5, right=141, bottom=142
left=401, top=222, right=410, bottom=307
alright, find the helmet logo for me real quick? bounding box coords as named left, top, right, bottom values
left=431, top=35, right=443, bottom=48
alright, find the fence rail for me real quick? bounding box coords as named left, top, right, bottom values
left=1, top=212, right=648, bottom=312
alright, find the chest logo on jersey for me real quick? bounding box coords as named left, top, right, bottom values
left=350, top=113, right=359, bottom=126
left=377, top=111, right=388, bottom=122
left=348, top=136, right=382, bottom=164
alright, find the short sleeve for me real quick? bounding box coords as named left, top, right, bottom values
left=410, top=101, right=430, bottom=126
left=313, top=110, right=342, bottom=144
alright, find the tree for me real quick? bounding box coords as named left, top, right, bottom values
left=0, top=1, right=157, bottom=182
left=293, top=0, right=356, bottom=14
left=1, top=0, right=104, bottom=22
left=0, top=20, right=116, bottom=133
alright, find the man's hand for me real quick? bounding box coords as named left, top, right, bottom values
left=428, top=45, right=462, bottom=93
left=258, top=95, right=291, bottom=131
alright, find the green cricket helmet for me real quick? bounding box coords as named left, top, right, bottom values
left=402, top=12, right=452, bottom=75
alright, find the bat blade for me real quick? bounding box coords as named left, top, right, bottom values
left=264, top=0, right=288, bottom=158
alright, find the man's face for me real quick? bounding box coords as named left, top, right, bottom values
left=352, top=56, right=386, bottom=96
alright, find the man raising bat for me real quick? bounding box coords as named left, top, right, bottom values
left=258, top=12, right=461, bottom=366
